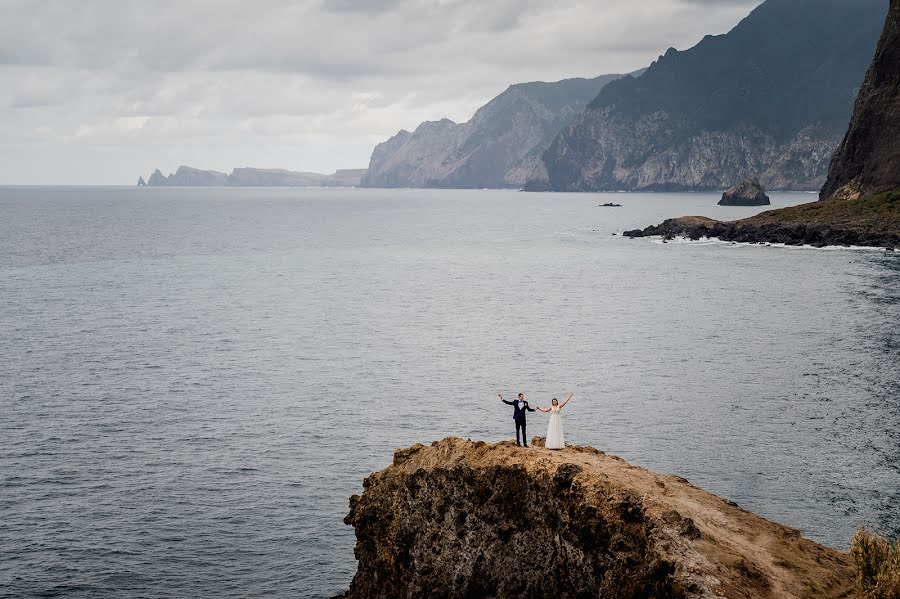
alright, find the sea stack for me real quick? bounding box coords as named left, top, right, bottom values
left=340, top=437, right=855, bottom=599
left=137, top=176, right=146, bottom=186
left=718, top=177, right=771, bottom=206
left=820, top=0, right=900, bottom=200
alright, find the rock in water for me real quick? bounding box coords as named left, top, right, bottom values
left=719, top=177, right=771, bottom=206
left=339, top=437, right=855, bottom=598
left=820, top=0, right=900, bottom=200
left=137, top=176, right=146, bottom=186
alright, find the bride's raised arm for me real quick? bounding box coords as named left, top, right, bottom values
left=560, top=393, right=574, bottom=409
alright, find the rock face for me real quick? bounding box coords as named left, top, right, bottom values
left=142, top=166, right=366, bottom=187
left=340, top=437, right=855, bottom=599
left=820, top=0, right=900, bottom=200
left=137, top=176, right=146, bottom=186
left=360, top=74, right=633, bottom=189
left=525, top=0, right=887, bottom=192
left=719, top=177, right=770, bottom=206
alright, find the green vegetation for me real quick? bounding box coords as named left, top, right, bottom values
left=851, top=529, right=900, bottom=599
left=741, top=190, right=900, bottom=234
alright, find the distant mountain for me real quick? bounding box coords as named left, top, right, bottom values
left=142, top=166, right=366, bottom=187
left=525, top=0, right=888, bottom=192
left=361, top=73, right=635, bottom=189
left=821, top=0, right=900, bottom=199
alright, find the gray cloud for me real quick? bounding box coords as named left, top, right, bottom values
left=0, top=0, right=762, bottom=183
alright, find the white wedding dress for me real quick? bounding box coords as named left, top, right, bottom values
left=546, top=405, right=565, bottom=449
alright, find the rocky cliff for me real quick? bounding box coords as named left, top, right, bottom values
left=340, top=437, right=856, bottom=599
left=360, top=74, right=631, bottom=189
left=820, top=0, right=900, bottom=200
left=525, top=0, right=887, bottom=192
left=141, top=166, right=366, bottom=187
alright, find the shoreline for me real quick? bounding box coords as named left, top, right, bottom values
left=624, top=191, right=900, bottom=249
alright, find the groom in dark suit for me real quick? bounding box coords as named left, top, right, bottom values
left=499, top=393, right=535, bottom=447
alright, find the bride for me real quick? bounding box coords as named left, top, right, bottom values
left=537, top=393, right=573, bottom=450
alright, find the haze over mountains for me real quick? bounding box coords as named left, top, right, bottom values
left=526, top=0, right=887, bottom=192
left=140, top=0, right=889, bottom=194
left=360, top=73, right=634, bottom=189
left=141, top=166, right=366, bottom=187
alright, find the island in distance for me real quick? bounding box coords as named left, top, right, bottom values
left=138, top=166, right=367, bottom=187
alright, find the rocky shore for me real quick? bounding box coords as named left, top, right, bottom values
left=624, top=191, right=900, bottom=248
left=338, top=437, right=856, bottom=599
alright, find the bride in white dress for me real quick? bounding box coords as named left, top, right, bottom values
left=537, top=393, right=573, bottom=450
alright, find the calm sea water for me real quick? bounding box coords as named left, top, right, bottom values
left=1, top=186, right=898, bottom=598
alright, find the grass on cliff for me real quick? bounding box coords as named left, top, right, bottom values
left=852, top=529, right=900, bottom=599
left=740, top=189, right=900, bottom=232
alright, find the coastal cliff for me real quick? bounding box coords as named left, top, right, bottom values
left=524, top=0, right=887, bottom=192
left=820, top=0, right=900, bottom=200
left=360, top=74, right=631, bottom=189
left=339, top=437, right=855, bottom=599
left=140, top=166, right=366, bottom=187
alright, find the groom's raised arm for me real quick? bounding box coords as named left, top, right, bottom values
left=499, top=393, right=514, bottom=405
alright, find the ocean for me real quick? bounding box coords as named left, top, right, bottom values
left=1, top=186, right=898, bottom=597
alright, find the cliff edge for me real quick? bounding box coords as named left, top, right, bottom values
left=821, top=0, right=900, bottom=200
left=340, top=437, right=855, bottom=599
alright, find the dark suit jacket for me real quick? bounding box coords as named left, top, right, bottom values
left=503, top=399, right=535, bottom=422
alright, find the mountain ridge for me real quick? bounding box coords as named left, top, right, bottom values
left=360, top=72, right=636, bottom=189
left=525, top=0, right=888, bottom=192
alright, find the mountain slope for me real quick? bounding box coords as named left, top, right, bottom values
left=360, top=74, right=630, bottom=189
left=820, top=0, right=900, bottom=199
left=526, top=0, right=887, bottom=192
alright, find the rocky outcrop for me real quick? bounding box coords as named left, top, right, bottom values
left=144, top=165, right=229, bottom=186
left=147, top=169, right=168, bottom=186
left=820, top=0, right=900, bottom=200
left=141, top=166, right=367, bottom=187
left=340, top=437, right=856, bottom=599
left=137, top=176, right=146, bottom=186
left=526, top=0, right=887, bottom=192
left=719, top=177, right=770, bottom=206
left=624, top=190, right=900, bottom=248
left=361, top=73, right=633, bottom=189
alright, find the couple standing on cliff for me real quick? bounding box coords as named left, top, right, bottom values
left=498, top=392, right=573, bottom=449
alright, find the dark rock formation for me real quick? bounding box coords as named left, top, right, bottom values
left=340, top=437, right=856, bottom=599
left=624, top=190, right=900, bottom=248
left=137, top=176, right=146, bottom=186
left=820, top=0, right=900, bottom=200
left=361, top=73, right=635, bottom=189
left=600, top=202, right=623, bottom=207
left=526, top=0, right=887, bottom=192
left=719, top=177, right=770, bottom=206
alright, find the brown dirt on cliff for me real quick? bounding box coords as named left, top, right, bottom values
left=341, top=437, right=856, bottom=599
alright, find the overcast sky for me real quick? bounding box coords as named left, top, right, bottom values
left=0, top=0, right=763, bottom=184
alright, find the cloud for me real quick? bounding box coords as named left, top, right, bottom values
left=0, top=0, right=763, bottom=183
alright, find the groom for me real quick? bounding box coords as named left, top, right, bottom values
left=499, top=393, right=535, bottom=447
